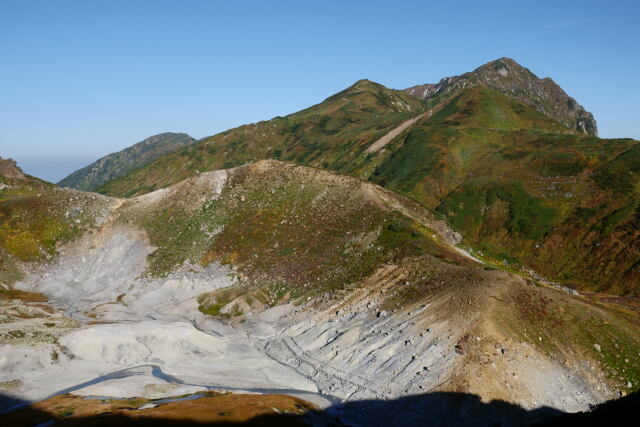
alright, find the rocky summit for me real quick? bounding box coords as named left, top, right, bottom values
left=0, top=157, right=25, bottom=181
left=406, top=57, right=598, bottom=135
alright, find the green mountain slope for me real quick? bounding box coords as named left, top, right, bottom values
left=117, top=160, right=467, bottom=293
left=94, top=60, right=639, bottom=296
left=370, top=88, right=640, bottom=295
left=406, top=57, right=598, bottom=135
left=96, top=80, right=426, bottom=197
left=0, top=158, right=112, bottom=287
left=58, top=132, right=197, bottom=191
left=2, top=157, right=640, bottom=410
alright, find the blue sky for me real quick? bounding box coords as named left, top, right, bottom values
left=1, top=0, right=638, bottom=182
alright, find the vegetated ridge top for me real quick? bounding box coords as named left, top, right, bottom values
left=58, top=132, right=197, bottom=191
left=406, top=57, right=597, bottom=135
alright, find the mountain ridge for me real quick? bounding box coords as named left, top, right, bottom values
left=58, top=132, right=197, bottom=191
left=405, top=57, right=597, bottom=135
left=89, top=59, right=639, bottom=295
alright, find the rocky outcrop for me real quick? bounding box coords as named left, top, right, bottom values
left=406, top=58, right=598, bottom=135
left=0, top=157, right=25, bottom=181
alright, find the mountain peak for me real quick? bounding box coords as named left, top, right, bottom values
left=140, top=132, right=192, bottom=145
left=473, top=57, right=536, bottom=78
left=481, top=56, right=522, bottom=67
left=353, top=78, right=374, bottom=85
left=320, top=78, right=426, bottom=114
left=347, top=78, right=384, bottom=92
left=406, top=58, right=598, bottom=135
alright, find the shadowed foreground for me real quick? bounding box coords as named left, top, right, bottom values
left=0, top=390, right=638, bottom=426
left=0, top=390, right=562, bottom=426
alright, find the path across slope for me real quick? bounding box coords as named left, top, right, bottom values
left=365, top=111, right=430, bottom=153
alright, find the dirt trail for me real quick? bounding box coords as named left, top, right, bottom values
left=364, top=183, right=481, bottom=263
left=365, top=111, right=430, bottom=153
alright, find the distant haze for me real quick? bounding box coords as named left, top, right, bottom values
left=16, top=157, right=99, bottom=183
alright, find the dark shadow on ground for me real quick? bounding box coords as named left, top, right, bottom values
left=312, top=392, right=561, bottom=426
left=533, top=391, right=639, bottom=427
left=1, top=390, right=636, bottom=427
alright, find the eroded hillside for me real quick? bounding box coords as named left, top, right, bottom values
left=2, top=160, right=640, bottom=426
left=0, top=160, right=113, bottom=289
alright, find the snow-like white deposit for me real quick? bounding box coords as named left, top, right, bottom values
left=15, top=226, right=234, bottom=321
left=1, top=223, right=325, bottom=412
left=59, top=321, right=316, bottom=391
left=259, top=305, right=456, bottom=401
left=72, top=366, right=207, bottom=399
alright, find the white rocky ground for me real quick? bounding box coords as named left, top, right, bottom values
left=249, top=292, right=607, bottom=413
left=0, top=224, right=329, bottom=413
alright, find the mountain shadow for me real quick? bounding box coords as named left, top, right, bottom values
left=2, top=389, right=638, bottom=426
left=312, top=392, right=562, bottom=426
left=533, top=391, right=639, bottom=427
left=1, top=390, right=568, bottom=426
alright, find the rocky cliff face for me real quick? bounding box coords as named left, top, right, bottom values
left=406, top=58, right=598, bottom=135
left=58, top=132, right=197, bottom=191
left=0, top=157, right=25, bottom=181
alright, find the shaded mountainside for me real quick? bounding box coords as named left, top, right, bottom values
left=3, top=390, right=639, bottom=426
left=406, top=57, right=598, bottom=135
left=58, top=132, right=197, bottom=191
left=535, top=391, right=640, bottom=427
left=94, top=60, right=639, bottom=296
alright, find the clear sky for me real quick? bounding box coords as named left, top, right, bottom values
left=1, top=0, right=638, bottom=182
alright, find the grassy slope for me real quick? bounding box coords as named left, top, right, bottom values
left=0, top=176, right=112, bottom=288
left=371, top=88, right=640, bottom=295
left=493, top=280, right=640, bottom=393
left=1, top=158, right=638, bottom=393
left=116, top=161, right=467, bottom=305
left=97, top=83, right=640, bottom=295
left=97, top=80, right=426, bottom=197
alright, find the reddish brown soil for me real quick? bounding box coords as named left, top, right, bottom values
left=0, top=392, right=319, bottom=426
left=0, top=289, right=47, bottom=303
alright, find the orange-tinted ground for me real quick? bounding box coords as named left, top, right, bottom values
left=0, top=289, right=47, bottom=303
left=0, top=392, right=320, bottom=426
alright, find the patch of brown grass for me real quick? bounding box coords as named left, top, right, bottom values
left=0, top=392, right=318, bottom=426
